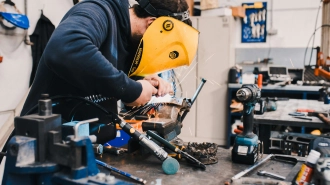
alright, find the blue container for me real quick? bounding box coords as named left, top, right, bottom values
left=105, top=130, right=130, bottom=147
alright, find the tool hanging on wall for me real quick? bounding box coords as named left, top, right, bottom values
left=0, top=0, right=32, bottom=45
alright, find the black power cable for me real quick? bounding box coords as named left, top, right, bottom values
left=303, top=24, right=330, bottom=66
left=308, top=0, right=323, bottom=66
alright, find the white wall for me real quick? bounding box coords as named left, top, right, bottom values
left=234, top=0, right=322, bottom=49
left=15, top=0, right=73, bottom=34
left=197, top=0, right=323, bottom=48
left=0, top=0, right=73, bottom=147
left=0, top=0, right=73, bottom=182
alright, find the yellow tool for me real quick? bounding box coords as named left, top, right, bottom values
left=128, top=16, right=199, bottom=77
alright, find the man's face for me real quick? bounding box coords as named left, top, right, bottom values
left=129, top=8, right=156, bottom=48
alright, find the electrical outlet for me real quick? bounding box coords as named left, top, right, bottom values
left=268, top=28, right=278, bottom=35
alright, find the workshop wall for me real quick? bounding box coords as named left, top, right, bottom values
left=0, top=0, right=73, bottom=139
left=231, top=0, right=322, bottom=68
left=0, top=0, right=73, bottom=182
left=196, top=0, right=322, bottom=68
left=0, top=0, right=73, bottom=114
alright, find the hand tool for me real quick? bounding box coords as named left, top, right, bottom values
left=230, top=177, right=290, bottom=185
left=314, top=144, right=330, bottom=183
left=119, top=120, right=180, bottom=175
left=288, top=112, right=305, bottom=116
left=271, top=154, right=306, bottom=183
left=307, top=111, right=330, bottom=124
left=296, top=108, right=315, bottom=112
left=231, top=154, right=273, bottom=181
left=260, top=97, right=289, bottom=112
left=146, top=130, right=206, bottom=170
left=292, top=116, right=313, bottom=121
left=257, top=170, right=286, bottom=180
left=308, top=138, right=330, bottom=184
left=232, top=84, right=262, bottom=165
left=95, top=159, right=147, bottom=184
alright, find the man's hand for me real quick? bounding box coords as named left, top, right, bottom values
left=124, top=80, right=157, bottom=107
left=144, top=74, right=173, bottom=97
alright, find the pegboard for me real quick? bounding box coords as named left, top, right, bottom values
left=241, top=2, right=267, bottom=43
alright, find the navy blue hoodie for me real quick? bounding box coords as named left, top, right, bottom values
left=21, top=0, right=141, bottom=116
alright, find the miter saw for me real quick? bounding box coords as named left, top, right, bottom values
left=119, top=78, right=206, bottom=152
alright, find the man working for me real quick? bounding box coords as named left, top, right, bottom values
left=20, top=0, right=196, bottom=143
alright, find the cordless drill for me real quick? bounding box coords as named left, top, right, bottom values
left=232, top=84, right=261, bottom=165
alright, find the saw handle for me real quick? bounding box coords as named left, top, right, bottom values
left=318, top=113, right=330, bottom=125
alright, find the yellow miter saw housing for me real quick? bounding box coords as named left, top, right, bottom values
left=128, top=16, right=199, bottom=77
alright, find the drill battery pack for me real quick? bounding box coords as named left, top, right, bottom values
left=232, top=135, right=259, bottom=165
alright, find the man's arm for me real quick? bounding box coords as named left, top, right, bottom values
left=44, top=1, right=141, bottom=103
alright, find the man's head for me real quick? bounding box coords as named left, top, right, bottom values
left=129, top=0, right=191, bottom=45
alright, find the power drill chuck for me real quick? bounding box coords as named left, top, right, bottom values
left=236, top=88, right=252, bottom=102
left=236, top=84, right=261, bottom=136
left=236, top=84, right=261, bottom=103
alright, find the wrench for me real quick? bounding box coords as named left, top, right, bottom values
left=257, top=170, right=286, bottom=180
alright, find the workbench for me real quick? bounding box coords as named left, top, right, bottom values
left=96, top=147, right=299, bottom=185
left=227, top=84, right=322, bottom=148
left=254, top=99, right=330, bottom=154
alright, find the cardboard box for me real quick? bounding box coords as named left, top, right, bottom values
left=200, top=0, right=219, bottom=10
left=231, top=6, right=245, bottom=18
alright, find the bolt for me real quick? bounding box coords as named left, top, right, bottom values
left=105, top=175, right=115, bottom=183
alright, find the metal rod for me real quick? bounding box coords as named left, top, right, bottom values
left=180, top=78, right=207, bottom=122
left=191, top=78, right=207, bottom=105
left=231, top=154, right=274, bottom=181
left=73, top=118, right=99, bottom=138
left=95, top=159, right=147, bottom=184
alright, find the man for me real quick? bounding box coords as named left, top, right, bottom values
left=21, top=0, right=192, bottom=115
left=20, top=0, right=193, bottom=142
